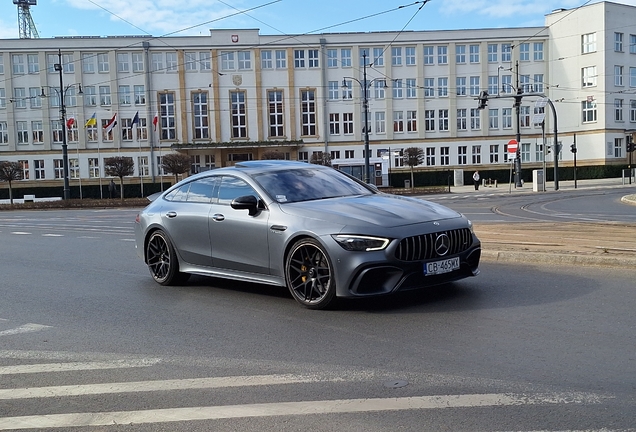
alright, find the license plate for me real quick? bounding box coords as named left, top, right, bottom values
left=424, top=257, right=460, bottom=276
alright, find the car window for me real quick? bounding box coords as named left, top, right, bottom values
left=217, top=176, right=258, bottom=205
left=164, top=183, right=190, bottom=202
left=253, top=167, right=373, bottom=203
left=186, top=177, right=217, bottom=203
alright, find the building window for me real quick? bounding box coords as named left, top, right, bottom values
left=99, top=86, right=111, bottom=106
left=582, top=33, right=596, bottom=54
left=199, top=52, right=211, bottom=70
left=437, top=77, right=448, bottom=97
left=230, top=91, right=247, bottom=139
left=519, top=43, right=530, bottom=61
left=69, top=158, right=79, bottom=179
left=489, top=109, right=499, bottom=129
left=97, top=53, right=109, bottom=72
left=406, top=78, right=416, bottom=98
left=406, top=110, right=417, bottom=132
left=490, top=145, right=499, bottom=163
left=101, top=118, right=114, bottom=142
left=0, top=122, right=7, bottom=144
left=119, top=85, right=131, bottom=105
left=29, top=87, right=42, bottom=108
left=374, top=111, right=386, bottom=134
left=457, top=109, right=467, bottom=130
left=438, top=109, right=449, bottom=131
left=82, top=53, right=94, bottom=73
left=84, top=86, right=96, bottom=106
left=13, top=88, right=27, bottom=109
left=392, top=79, right=403, bottom=99
left=345, top=150, right=354, bottom=159
left=631, top=35, right=636, bottom=54
left=472, top=146, right=481, bottom=164
left=86, top=123, right=98, bottom=142
left=614, top=138, right=623, bottom=158
left=503, top=108, right=513, bottom=129
left=32, top=121, right=43, bottom=143
left=392, top=47, right=402, bottom=66
left=616, top=66, right=624, bottom=86
left=159, top=92, right=177, bottom=140
left=166, top=52, right=177, bottom=71
left=193, top=92, right=209, bottom=139
left=469, top=44, right=479, bottom=63
left=615, top=32, right=624, bottom=52
left=502, top=75, right=512, bottom=94
left=372, top=48, right=384, bottom=66
left=12, top=54, right=25, bottom=74
left=405, top=47, right=416, bottom=65
left=521, top=143, right=531, bottom=163
left=308, top=50, right=319, bottom=68
left=329, top=113, right=340, bottom=135
left=184, top=52, right=197, bottom=71
left=88, top=158, right=100, bottom=178
left=294, top=50, right=305, bottom=68
left=343, top=113, right=353, bottom=134
left=393, top=111, right=404, bottom=132
left=534, top=74, right=544, bottom=93
left=469, top=76, right=480, bottom=96
left=488, top=76, right=498, bottom=95
left=132, top=52, right=144, bottom=72
left=327, top=49, right=337, bottom=68
left=134, top=85, right=146, bottom=105
left=374, top=80, right=386, bottom=99
left=582, top=100, right=597, bottom=123
left=533, top=42, right=544, bottom=61
left=138, top=157, right=149, bottom=177
left=136, top=118, right=148, bottom=141
left=268, top=90, right=284, bottom=137
left=630, top=100, right=636, bottom=122
left=67, top=120, right=78, bottom=143
left=456, top=77, right=466, bottom=96
left=34, top=160, right=45, bottom=179
left=440, top=147, right=449, bottom=165
left=520, top=75, right=531, bottom=93
left=340, top=49, right=351, bottom=67
left=502, top=43, right=512, bottom=62
left=238, top=51, right=251, bottom=70
left=426, top=147, right=435, bottom=166
left=424, top=78, right=434, bottom=97
left=221, top=51, right=235, bottom=70
left=631, top=67, right=636, bottom=87
left=615, top=99, right=624, bottom=121
left=424, top=110, right=435, bottom=131
left=52, top=120, right=63, bottom=143
left=457, top=146, right=467, bottom=165
left=520, top=106, right=531, bottom=128
left=261, top=50, right=273, bottom=69
left=456, top=45, right=466, bottom=63
left=437, top=46, right=448, bottom=64
left=27, top=54, right=39, bottom=73
left=488, top=44, right=497, bottom=62
left=16, top=121, right=28, bottom=144
left=54, top=159, right=64, bottom=179
left=424, top=46, right=434, bottom=65
left=117, top=53, right=129, bottom=72
left=275, top=50, right=287, bottom=68
left=470, top=108, right=481, bottom=130
left=582, top=66, right=597, bottom=87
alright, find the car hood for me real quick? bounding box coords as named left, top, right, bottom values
left=278, top=194, right=461, bottom=228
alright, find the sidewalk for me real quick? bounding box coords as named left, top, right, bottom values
left=453, top=177, right=636, bottom=268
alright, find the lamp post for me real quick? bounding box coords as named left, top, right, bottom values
left=342, top=53, right=385, bottom=184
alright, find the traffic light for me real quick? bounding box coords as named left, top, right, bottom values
left=570, top=143, right=577, bottom=153
left=477, top=91, right=488, bottom=110
left=627, top=142, right=635, bottom=153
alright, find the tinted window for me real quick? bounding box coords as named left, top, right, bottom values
left=218, top=176, right=258, bottom=205
left=253, top=167, right=373, bottom=203
left=164, top=183, right=190, bottom=202
left=186, top=177, right=217, bottom=203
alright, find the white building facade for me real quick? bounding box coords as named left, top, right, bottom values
left=0, top=1, right=633, bottom=192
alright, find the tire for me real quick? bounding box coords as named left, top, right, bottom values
left=285, top=238, right=336, bottom=309
left=146, top=230, right=191, bottom=286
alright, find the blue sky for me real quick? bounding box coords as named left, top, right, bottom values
left=0, top=0, right=633, bottom=40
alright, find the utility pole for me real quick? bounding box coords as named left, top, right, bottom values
left=514, top=61, right=523, bottom=188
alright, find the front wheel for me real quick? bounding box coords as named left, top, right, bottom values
left=146, top=230, right=190, bottom=286
left=285, top=238, right=336, bottom=309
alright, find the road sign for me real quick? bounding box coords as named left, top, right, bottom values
left=507, top=139, right=518, bottom=153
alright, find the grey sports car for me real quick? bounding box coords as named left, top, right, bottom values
left=134, top=160, right=481, bottom=309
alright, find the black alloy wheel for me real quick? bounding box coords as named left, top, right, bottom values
left=285, top=238, right=336, bottom=309
left=146, top=230, right=190, bottom=285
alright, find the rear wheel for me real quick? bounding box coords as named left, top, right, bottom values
left=146, top=230, right=190, bottom=285
left=285, top=238, right=336, bottom=309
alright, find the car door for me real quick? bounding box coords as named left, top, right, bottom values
left=160, top=176, right=217, bottom=267
left=208, top=175, right=270, bottom=275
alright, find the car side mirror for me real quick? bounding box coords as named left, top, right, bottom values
left=231, top=195, right=260, bottom=216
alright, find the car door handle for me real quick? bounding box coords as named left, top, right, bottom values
left=212, top=213, right=225, bottom=221
left=166, top=211, right=177, bottom=218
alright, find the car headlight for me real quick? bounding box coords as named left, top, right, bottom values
left=467, top=218, right=474, bottom=233
left=332, top=235, right=390, bottom=251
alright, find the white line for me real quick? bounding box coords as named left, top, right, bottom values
left=0, top=392, right=607, bottom=430
left=10, top=232, right=31, bottom=235
left=42, top=234, right=64, bottom=237
left=0, top=374, right=345, bottom=400
left=0, top=359, right=161, bottom=375
left=0, top=324, right=51, bottom=337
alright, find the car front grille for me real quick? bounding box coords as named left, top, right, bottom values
left=395, top=228, right=473, bottom=262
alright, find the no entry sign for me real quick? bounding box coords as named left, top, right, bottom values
left=507, top=139, right=518, bottom=153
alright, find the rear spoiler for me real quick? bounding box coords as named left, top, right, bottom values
left=147, top=192, right=162, bottom=202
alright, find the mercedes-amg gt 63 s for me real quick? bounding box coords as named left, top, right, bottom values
left=135, top=161, right=481, bottom=309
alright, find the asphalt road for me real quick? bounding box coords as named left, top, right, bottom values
left=0, top=208, right=635, bottom=431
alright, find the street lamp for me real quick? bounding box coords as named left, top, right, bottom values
left=49, top=49, right=82, bottom=200
left=342, top=52, right=387, bottom=184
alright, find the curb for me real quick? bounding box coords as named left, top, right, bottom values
left=621, top=194, right=636, bottom=205
left=481, top=250, right=636, bottom=268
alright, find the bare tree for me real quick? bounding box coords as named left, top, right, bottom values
left=0, top=161, right=23, bottom=204
left=310, top=151, right=332, bottom=167
left=404, top=147, right=425, bottom=189
left=261, top=150, right=286, bottom=160
left=161, top=153, right=191, bottom=185
left=104, top=156, right=135, bottom=201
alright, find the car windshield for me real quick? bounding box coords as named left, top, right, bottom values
left=252, top=167, right=374, bottom=203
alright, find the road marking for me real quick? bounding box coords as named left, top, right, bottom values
left=0, top=324, right=51, bottom=337
left=0, top=374, right=346, bottom=400
left=42, top=234, right=63, bottom=237
left=0, top=358, right=161, bottom=375
left=10, top=232, right=31, bottom=235
left=0, top=392, right=607, bottom=430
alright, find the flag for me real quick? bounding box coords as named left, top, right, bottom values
left=66, top=116, right=75, bottom=129
left=152, top=112, right=158, bottom=131
left=104, top=113, right=117, bottom=134
left=84, top=112, right=97, bottom=128
left=131, top=111, right=140, bottom=129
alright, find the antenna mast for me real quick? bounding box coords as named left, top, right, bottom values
left=14, top=0, right=39, bottom=39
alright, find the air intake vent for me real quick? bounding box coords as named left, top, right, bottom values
left=395, top=228, right=473, bottom=262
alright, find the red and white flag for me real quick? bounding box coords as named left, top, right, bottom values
left=66, top=116, right=75, bottom=129
left=104, top=113, right=118, bottom=134
left=152, top=112, right=158, bottom=131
